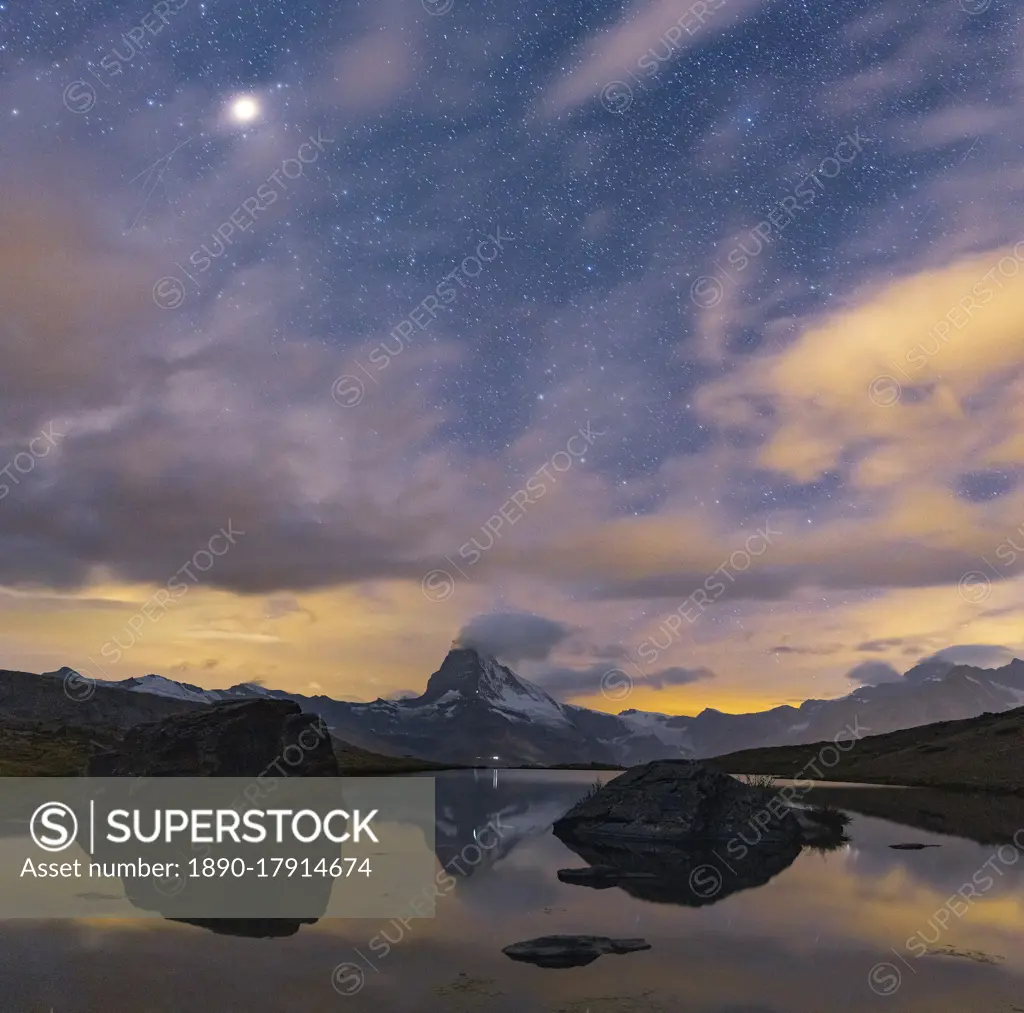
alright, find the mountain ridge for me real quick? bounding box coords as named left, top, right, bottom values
left=24, top=650, right=1024, bottom=766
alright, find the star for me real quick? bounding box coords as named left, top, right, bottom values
left=228, top=96, right=260, bottom=124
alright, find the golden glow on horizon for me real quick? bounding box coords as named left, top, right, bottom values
left=1, top=568, right=1022, bottom=716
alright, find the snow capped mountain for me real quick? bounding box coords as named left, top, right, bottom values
left=615, top=708, right=694, bottom=752
left=119, top=674, right=225, bottom=704
left=62, top=650, right=1024, bottom=766
left=670, top=659, right=1024, bottom=757
left=315, top=647, right=659, bottom=764
left=39, top=669, right=272, bottom=710
left=75, top=647, right=693, bottom=765
left=418, top=649, right=571, bottom=727
left=104, top=673, right=269, bottom=705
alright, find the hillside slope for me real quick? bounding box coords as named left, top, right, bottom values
left=708, top=705, right=1024, bottom=794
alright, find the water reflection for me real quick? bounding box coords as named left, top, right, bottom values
left=432, top=767, right=595, bottom=880
left=1, top=770, right=1022, bottom=1013
left=554, top=832, right=803, bottom=907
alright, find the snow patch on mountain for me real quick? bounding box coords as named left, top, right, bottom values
left=122, top=674, right=223, bottom=704
left=473, top=655, right=569, bottom=726
left=90, top=672, right=267, bottom=705
left=235, top=682, right=274, bottom=697
left=616, top=709, right=692, bottom=752
left=991, top=681, right=1024, bottom=706
left=488, top=679, right=570, bottom=727
left=431, top=689, right=462, bottom=707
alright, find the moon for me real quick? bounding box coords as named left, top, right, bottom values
left=229, top=96, right=260, bottom=124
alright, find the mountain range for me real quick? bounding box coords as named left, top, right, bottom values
left=16, top=647, right=1024, bottom=766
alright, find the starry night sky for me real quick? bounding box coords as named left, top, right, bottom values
left=1, top=0, right=1023, bottom=713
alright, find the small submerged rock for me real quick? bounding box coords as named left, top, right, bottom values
left=926, top=945, right=1002, bottom=964
left=502, top=935, right=651, bottom=969
left=556, top=865, right=656, bottom=889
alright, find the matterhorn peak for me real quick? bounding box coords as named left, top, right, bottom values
left=416, top=646, right=570, bottom=727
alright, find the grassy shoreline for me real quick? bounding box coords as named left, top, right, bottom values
left=0, top=719, right=633, bottom=777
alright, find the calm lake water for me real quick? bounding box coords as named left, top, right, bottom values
left=2, top=768, right=1023, bottom=1013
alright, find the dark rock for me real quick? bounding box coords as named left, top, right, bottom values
left=88, top=698, right=337, bottom=777
left=85, top=699, right=338, bottom=938
left=889, top=843, right=941, bottom=850
left=502, top=935, right=650, bottom=968
left=556, top=865, right=652, bottom=889
left=553, top=759, right=801, bottom=846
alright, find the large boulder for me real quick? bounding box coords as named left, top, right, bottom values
left=552, top=759, right=800, bottom=846
left=88, top=698, right=337, bottom=777
left=85, top=699, right=338, bottom=938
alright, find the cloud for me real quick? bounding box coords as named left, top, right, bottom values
left=644, top=665, right=717, bottom=690
left=318, top=0, right=423, bottom=114
left=919, top=644, right=1019, bottom=670
left=844, top=645, right=1019, bottom=685
left=846, top=660, right=903, bottom=686
left=182, top=631, right=282, bottom=643
left=856, top=637, right=917, bottom=653
left=386, top=688, right=420, bottom=700
left=6, top=0, right=1024, bottom=720
left=264, top=596, right=316, bottom=622
left=457, top=612, right=573, bottom=663
left=0, top=183, right=541, bottom=597
left=542, top=0, right=772, bottom=115
left=770, top=644, right=842, bottom=656
left=0, top=188, right=161, bottom=429
left=695, top=247, right=1024, bottom=488
left=5, top=22, right=1022, bottom=618
left=534, top=662, right=715, bottom=700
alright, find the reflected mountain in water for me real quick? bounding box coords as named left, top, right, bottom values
left=86, top=769, right=591, bottom=937
left=432, top=769, right=604, bottom=879
left=95, top=769, right=857, bottom=933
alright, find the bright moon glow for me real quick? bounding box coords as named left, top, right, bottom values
left=230, top=97, right=260, bottom=123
